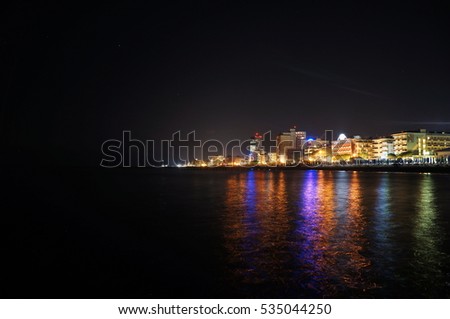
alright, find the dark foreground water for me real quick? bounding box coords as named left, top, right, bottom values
left=4, top=168, right=450, bottom=298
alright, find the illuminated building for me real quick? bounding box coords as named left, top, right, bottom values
left=332, top=135, right=376, bottom=161
left=392, top=129, right=450, bottom=158
left=267, top=152, right=277, bottom=164
left=353, top=136, right=374, bottom=159
left=232, top=156, right=246, bottom=166
left=249, top=133, right=263, bottom=152
left=324, top=130, right=334, bottom=162
left=303, top=138, right=328, bottom=162
left=276, top=127, right=306, bottom=164
left=392, top=129, right=427, bottom=156
left=425, top=132, right=450, bottom=154
left=372, top=137, right=394, bottom=160
left=332, top=133, right=354, bottom=161
left=249, top=133, right=263, bottom=163
left=295, top=130, right=307, bottom=148
left=208, top=155, right=225, bottom=166
left=188, top=159, right=207, bottom=167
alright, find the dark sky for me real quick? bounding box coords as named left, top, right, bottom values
left=2, top=1, right=450, bottom=165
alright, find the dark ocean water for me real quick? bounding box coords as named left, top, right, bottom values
left=4, top=168, right=450, bottom=298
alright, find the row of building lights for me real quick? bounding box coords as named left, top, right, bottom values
left=184, top=127, right=450, bottom=167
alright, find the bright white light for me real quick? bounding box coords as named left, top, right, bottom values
left=338, top=133, right=347, bottom=141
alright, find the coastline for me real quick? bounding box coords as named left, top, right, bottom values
left=180, top=164, right=450, bottom=174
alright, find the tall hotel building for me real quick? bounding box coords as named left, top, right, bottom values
left=392, top=129, right=450, bottom=157
left=372, top=137, right=394, bottom=159
left=276, top=127, right=306, bottom=164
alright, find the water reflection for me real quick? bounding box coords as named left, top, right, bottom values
left=412, top=175, right=447, bottom=296
left=336, top=172, right=371, bottom=291
left=371, top=174, right=395, bottom=290
left=374, top=175, right=392, bottom=251
left=223, top=171, right=294, bottom=294
left=296, top=171, right=371, bottom=296
left=222, top=170, right=450, bottom=297
left=296, top=170, right=336, bottom=295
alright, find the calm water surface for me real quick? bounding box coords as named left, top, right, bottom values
left=7, top=168, right=450, bottom=298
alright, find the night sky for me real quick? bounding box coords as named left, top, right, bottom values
left=2, top=1, right=450, bottom=165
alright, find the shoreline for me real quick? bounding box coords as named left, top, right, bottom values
left=179, top=165, right=450, bottom=174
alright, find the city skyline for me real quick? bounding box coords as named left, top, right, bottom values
left=2, top=1, right=450, bottom=167
left=99, top=126, right=450, bottom=167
